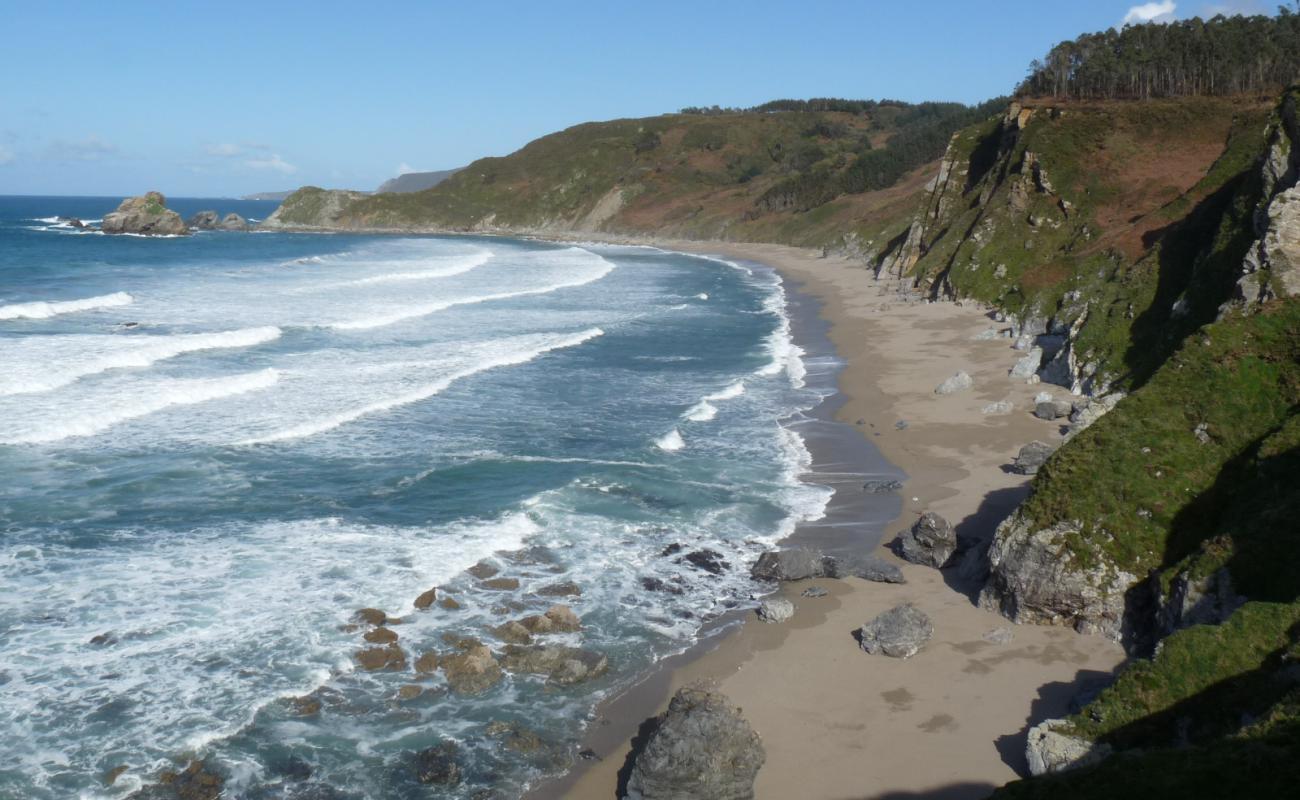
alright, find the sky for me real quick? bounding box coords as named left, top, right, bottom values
left=0, top=0, right=1274, bottom=197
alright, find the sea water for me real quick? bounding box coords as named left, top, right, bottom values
left=0, top=196, right=833, bottom=798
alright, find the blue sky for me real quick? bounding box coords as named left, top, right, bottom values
left=0, top=0, right=1271, bottom=197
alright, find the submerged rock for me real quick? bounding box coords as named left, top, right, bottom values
left=536, top=581, right=582, bottom=597
left=412, top=741, right=462, bottom=786
left=893, top=512, right=957, bottom=568
left=499, top=644, right=608, bottom=686
left=481, top=577, right=520, bottom=591
left=362, top=626, right=398, bottom=644
left=624, top=688, right=765, bottom=800
left=858, top=603, right=933, bottom=658
left=354, top=644, right=406, bottom=671
left=683, top=548, right=729, bottom=575
left=130, top=760, right=223, bottom=800
left=102, top=192, right=189, bottom=236
left=757, top=597, right=795, bottom=623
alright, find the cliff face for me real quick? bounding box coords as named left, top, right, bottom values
left=258, top=187, right=371, bottom=230
left=938, top=89, right=1300, bottom=795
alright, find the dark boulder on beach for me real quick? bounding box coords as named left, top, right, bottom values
left=102, top=192, right=189, bottom=236
left=893, top=512, right=957, bottom=568
left=624, top=687, right=765, bottom=800
left=750, top=548, right=836, bottom=581
left=863, top=478, right=905, bottom=494
left=857, top=603, right=933, bottom=658
left=1012, top=440, right=1058, bottom=475
left=841, top=555, right=907, bottom=584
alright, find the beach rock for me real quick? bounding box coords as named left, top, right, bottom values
left=481, top=577, right=520, bottom=591
left=757, top=597, right=795, bottom=623
left=440, top=641, right=503, bottom=695
left=1034, top=399, right=1073, bottom=420
left=536, top=581, right=582, bottom=597
left=397, top=684, right=423, bottom=700
left=518, top=604, right=582, bottom=635
left=1011, top=440, right=1058, bottom=475
left=438, top=596, right=462, bottom=611
left=982, top=400, right=1014, bottom=415
left=354, top=644, right=406, bottom=671
left=750, top=548, right=836, bottom=581
left=413, top=587, right=438, bottom=609
left=624, top=688, right=765, bottom=800
left=893, top=512, right=957, bottom=568
left=413, top=741, right=461, bottom=786
left=130, top=760, right=222, bottom=800
left=102, top=192, right=189, bottom=236
left=218, top=212, right=248, bottom=231
left=188, top=210, right=220, bottom=229
left=353, top=608, right=389, bottom=626
left=841, top=555, right=907, bottom=584
left=1010, top=348, right=1043, bottom=380
left=857, top=603, right=933, bottom=658
left=414, top=651, right=440, bottom=674
left=980, top=513, right=1138, bottom=641
left=493, top=621, right=533, bottom=644
left=683, top=548, right=729, bottom=575
left=499, top=644, right=608, bottom=686
left=105, top=765, right=129, bottom=786
left=895, top=420, right=910, bottom=430
left=862, top=478, right=904, bottom=493
left=467, top=561, right=499, bottom=579
left=58, top=216, right=86, bottom=229
left=801, top=586, right=829, bottom=598
left=983, top=627, right=1015, bottom=645
left=362, top=626, right=399, bottom=644
left=1025, top=719, right=1112, bottom=775
left=934, top=371, right=974, bottom=395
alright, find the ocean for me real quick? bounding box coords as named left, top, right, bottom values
left=0, top=195, right=879, bottom=799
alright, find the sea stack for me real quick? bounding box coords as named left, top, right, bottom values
left=101, top=191, right=189, bottom=236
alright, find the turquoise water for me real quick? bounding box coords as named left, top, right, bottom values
left=0, top=196, right=833, bottom=798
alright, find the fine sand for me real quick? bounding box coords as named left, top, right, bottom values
left=527, top=240, right=1126, bottom=800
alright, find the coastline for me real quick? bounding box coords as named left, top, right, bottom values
left=527, top=239, right=1127, bottom=799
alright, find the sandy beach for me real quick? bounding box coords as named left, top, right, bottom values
left=528, top=241, right=1126, bottom=799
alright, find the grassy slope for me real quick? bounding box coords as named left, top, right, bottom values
left=912, top=96, right=1272, bottom=389
left=317, top=109, right=936, bottom=252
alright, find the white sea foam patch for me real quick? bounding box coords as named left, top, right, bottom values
left=337, top=249, right=493, bottom=286
left=0, top=513, right=537, bottom=797
left=329, top=247, right=614, bottom=331
left=0, top=326, right=282, bottom=396
left=755, top=275, right=807, bottom=387
left=0, top=368, right=279, bottom=444
left=655, top=428, right=685, bottom=451
left=683, top=401, right=717, bottom=422
left=705, top=380, right=746, bottom=401
left=0, top=291, right=133, bottom=320
left=238, top=328, right=604, bottom=444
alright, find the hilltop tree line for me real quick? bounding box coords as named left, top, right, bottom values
left=1019, top=6, right=1300, bottom=100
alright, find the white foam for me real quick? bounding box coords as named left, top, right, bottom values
left=705, top=380, right=746, bottom=401
left=754, top=276, right=807, bottom=387
left=1, top=368, right=279, bottom=444
left=238, top=329, right=603, bottom=444
left=655, top=428, right=685, bottom=451
left=330, top=248, right=614, bottom=331
left=683, top=401, right=717, bottom=422
left=339, top=250, right=493, bottom=286
left=0, top=291, right=133, bottom=320
left=696, top=293, right=709, bottom=300
left=0, top=326, right=282, bottom=396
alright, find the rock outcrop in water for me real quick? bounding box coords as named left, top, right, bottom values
left=624, top=687, right=765, bottom=800
left=102, top=192, right=189, bottom=236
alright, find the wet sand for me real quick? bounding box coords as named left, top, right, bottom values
left=526, top=240, right=1125, bottom=800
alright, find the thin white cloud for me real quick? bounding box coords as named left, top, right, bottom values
left=45, top=135, right=118, bottom=161
left=206, top=143, right=244, bottom=157
left=1124, top=1, right=1178, bottom=24
left=0, top=144, right=13, bottom=166
left=245, top=153, right=298, bottom=174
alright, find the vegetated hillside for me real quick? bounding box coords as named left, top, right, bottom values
left=263, top=98, right=1003, bottom=253
left=375, top=168, right=462, bottom=194
left=895, top=81, right=1300, bottom=798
